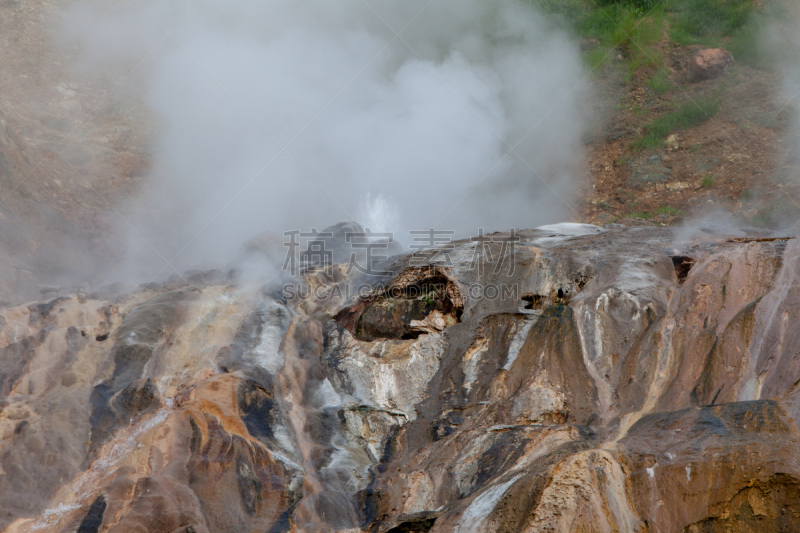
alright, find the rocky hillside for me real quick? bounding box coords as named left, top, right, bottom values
left=3, top=223, right=800, bottom=532
left=1, top=0, right=800, bottom=531
left=0, top=0, right=152, bottom=304
left=569, top=0, right=800, bottom=227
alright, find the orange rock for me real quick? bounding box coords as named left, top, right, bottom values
left=689, top=48, right=734, bottom=81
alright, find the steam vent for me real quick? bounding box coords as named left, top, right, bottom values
left=4, top=223, right=800, bottom=532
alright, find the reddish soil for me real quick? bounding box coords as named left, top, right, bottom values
left=580, top=39, right=799, bottom=228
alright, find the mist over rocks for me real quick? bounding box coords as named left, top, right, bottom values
left=56, top=0, right=591, bottom=284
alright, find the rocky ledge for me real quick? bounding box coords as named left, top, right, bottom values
left=2, top=223, right=800, bottom=532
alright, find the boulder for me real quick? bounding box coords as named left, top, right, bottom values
left=688, top=48, right=734, bottom=82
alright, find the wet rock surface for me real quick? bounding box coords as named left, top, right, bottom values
left=3, top=225, right=800, bottom=532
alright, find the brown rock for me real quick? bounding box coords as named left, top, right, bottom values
left=7, top=228, right=800, bottom=532
left=689, top=48, right=734, bottom=81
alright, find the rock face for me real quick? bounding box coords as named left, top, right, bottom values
left=689, top=48, right=734, bottom=82
left=3, top=224, right=800, bottom=532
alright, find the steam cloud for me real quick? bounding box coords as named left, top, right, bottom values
left=785, top=8, right=800, bottom=188
left=60, top=0, right=590, bottom=280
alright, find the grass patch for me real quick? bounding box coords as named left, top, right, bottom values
left=726, top=7, right=798, bottom=72
left=647, top=68, right=671, bottom=94
left=702, top=175, right=714, bottom=188
left=529, top=0, right=592, bottom=28
left=667, top=1, right=794, bottom=72
left=611, top=7, right=666, bottom=77
left=632, top=96, right=720, bottom=150
left=530, top=0, right=666, bottom=74
left=668, top=0, right=754, bottom=46
left=625, top=205, right=683, bottom=221
left=530, top=0, right=776, bottom=85
left=726, top=17, right=769, bottom=69
left=583, top=46, right=614, bottom=70
left=633, top=132, right=665, bottom=150
left=654, top=205, right=683, bottom=216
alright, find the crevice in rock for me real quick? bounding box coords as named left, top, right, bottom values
left=522, top=277, right=589, bottom=310
left=671, top=255, right=696, bottom=284
left=522, top=294, right=545, bottom=310
left=77, top=494, right=107, bottom=533
left=726, top=237, right=792, bottom=244
left=335, top=267, right=462, bottom=341
left=385, top=512, right=439, bottom=532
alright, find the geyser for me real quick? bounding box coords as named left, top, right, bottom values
left=59, top=0, right=590, bottom=283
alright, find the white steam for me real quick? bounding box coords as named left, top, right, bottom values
left=785, top=7, right=800, bottom=187
left=59, top=0, right=590, bottom=280
left=358, top=193, right=402, bottom=242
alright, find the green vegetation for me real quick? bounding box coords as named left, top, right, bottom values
left=727, top=17, right=767, bottom=68
left=633, top=132, right=665, bottom=150
left=632, top=96, right=719, bottom=150
left=612, top=8, right=665, bottom=77
left=666, top=0, right=779, bottom=71
left=625, top=205, right=683, bottom=220
left=596, top=0, right=662, bottom=10
left=726, top=11, right=794, bottom=71
left=529, top=0, right=775, bottom=74
left=626, top=210, right=653, bottom=219
left=669, top=0, right=754, bottom=46
left=418, top=291, right=436, bottom=305
left=531, top=0, right=665, bottom=72
left=525, top=0, right=786, bottom=180
left=654, top=205, right=682, bottom=216
left=702, top=175, right=714, bottom=188
left=647, top=68, right=671, bottom=94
